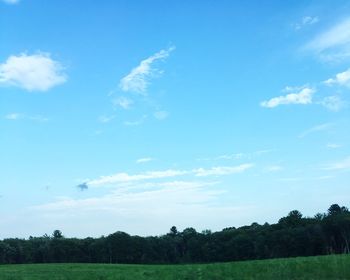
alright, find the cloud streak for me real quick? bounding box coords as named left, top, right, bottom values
left=2, top=0, right=20, bottom=4
left=84, top=163, right=253, bottom=187
left=304, top=18, right=350, bottom=61
left=119, top=46, right=175, bottom=94
left=87, top=169, right=189, bottom=186
left=136, top=157, right=155, bottom=164
left=112, top=96, right=133, bottom=109
left=319, top=96, right=345, bottom=112
left=4, top=113, right=49, bottom=122
left=324, top=157, right=350, bottom=171
left=327, top=143, right=342, bottom=149
left=194, top=164, right=254, bottom=177
left=98, top=115, right=115, bottom=123
left=28, top=179, right=255, bottom=237
left=153, top=110, right=169, bottom=120
left=123, top=115, right=148, bottom=126
left=298, top=122, right=333, bottom=138
left=293, top=16, right=319, bottom=30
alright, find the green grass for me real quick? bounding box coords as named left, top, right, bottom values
left=0, top=254, right=349, bottom=280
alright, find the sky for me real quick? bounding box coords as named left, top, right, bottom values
left=0, top=0, right=350, bottom=239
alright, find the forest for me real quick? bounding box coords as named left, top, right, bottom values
left=0, top=204, right=349, bottom=264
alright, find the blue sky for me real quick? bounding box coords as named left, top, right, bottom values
left=1, top=0, right=350, bottom=238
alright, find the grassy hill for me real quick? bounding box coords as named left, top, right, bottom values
left=0, top=254, right=349, bottom=280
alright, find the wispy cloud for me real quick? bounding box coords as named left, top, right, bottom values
left=119, top=46, right=175, bottom=94
left=4, top=113, right=49, bottom=122
left=30, top=179, right=255, bottom=237
left=278, top=177, right=304, bottom=182
left=105, top=46, right=174, bottom=127
left=214, top=153, right=245, bottom=160
left=28, top=115, right=49, bottom=122
left=193, top=164, right=254, bottom=177
left=87, top=169, right=189, bottom=186
left=83, top=163, right=253, bottom=187
left=298, top=122, right=333, bottom=138
left=261, top=86, right=315, bottom=108
left=319, top=95, right=345, bottom=112
left=277, top=176, right=334, bottom=182
left=123, top=115, right=147, bottom=126
left=98, top=115, right=115, bottom=123
left=0, top=52, right=66, bottom=91
left=264, top=165, right=283, bottom=172
left=324, top=156, right=350, bottom=171
left=136, top=157, right=155, bottom=164
left=2, top=0, right=20, bottom=4
left=304, top=18, right=350, bottom=62
left=112, top=96, right=133, bottom=109
left=293, top=16, right=319, bottom=30
left=37, top=181, right=222, bottom=212
left=197, top=150, right=272, bottom=162
left=153, top=110, right=169, bottom=120
left=327, top=143, right=342, bottom=149
left=5, top=113, right=21, bottom=120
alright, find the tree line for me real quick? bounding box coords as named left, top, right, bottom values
left=0, top=204, right=349, bottom=264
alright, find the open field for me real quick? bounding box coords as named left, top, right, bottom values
left=0, top=254, right=349, bottom=280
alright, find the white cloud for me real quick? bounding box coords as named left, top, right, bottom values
left=36, top=181, right=220, bottom=212
left=123, top=115, right=147, bottom=126
left=282, top=85, right=307, bottom=93
left=4, top=113, right=48, bottom=122
left=2, top=0, right=19, bottom=4
left=124, top=120, right=143, bottom=126
left=153, top=110, right=169, bottom=120
left=28, top=115, right=49, bottom=122
left=0, top=53, right=66, bottom=92
left=319, top=95, right=344, bottom=112
left=84, top=163, right=253, bottom=187
left=327, top=143, right=342, bottom=149
left=306, top=18, right=350, bottom=51
left=112, top=96, right=133, bottom=109
left=324, top=68, right=350, bottom=87
left=197, top=150, right=272, bottom=162
left=193, top=163, right=254, bottom=177
left=265, top=165, right=283, bottom=172
left=293, top=16, right=319, bottom=30
left=261, top=87, right=315, bottom=108
left=136, top=157, right=155, bottom=164
left=5, top=113, right=21, bottom=120
left=278, top=177, right=303, bottom=182
left=303, top=16, right=319, bottom=25
left=152, top=180, right=217, bottom=189
left=315, top=175, right=334, bottom=180
left=298, top=122, right=333, bottom=138
left=304, top=18, right=350, bottom=62
left=324, top=156, right=350, bottom=171
left=119, top=46, right=175, bottom=94
left=215, top=153, right=245, bottom=160
left=277, top=176, right=333, bottom=182
left=27, top=179, right=254, bottom=237
left=98, top=115, right=115, bottom=123
left=87, top=169, right=189, bottom=186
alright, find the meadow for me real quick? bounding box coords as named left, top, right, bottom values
left=0, top=254, right=349, bottom=280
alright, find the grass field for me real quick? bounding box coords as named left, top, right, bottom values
left=0, top=254, right=349, bottom=280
